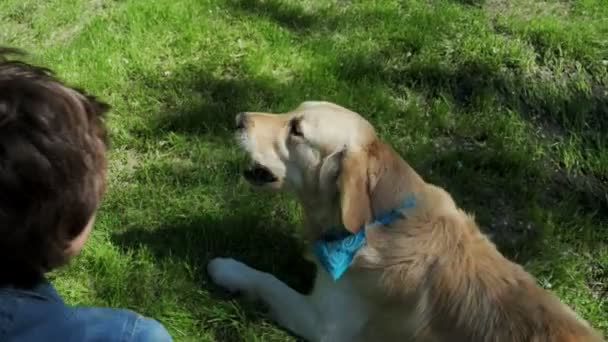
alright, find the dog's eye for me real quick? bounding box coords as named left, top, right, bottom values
left=289, top=118, right=304, bottom=137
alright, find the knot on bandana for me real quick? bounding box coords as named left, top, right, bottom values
left=313, top=194, right=416, bottom=280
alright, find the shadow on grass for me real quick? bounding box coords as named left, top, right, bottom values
left=111, top=210, right=315, bottom=340
left=111, top=213, right=315, bottom=293
left=137, top=62, right=401, bottom=140
left=224, top=0, right=405, bottom=37
left=337, top=49, right=608, bottom=139
left=226, top=0, right=337, bottom=33
left=145, top=71, right=286, bottom=137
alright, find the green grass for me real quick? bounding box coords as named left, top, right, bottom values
left=1, top=0, right=607, bottom=340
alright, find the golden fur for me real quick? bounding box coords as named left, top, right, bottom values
left=209, top=101, right=604, bottom=342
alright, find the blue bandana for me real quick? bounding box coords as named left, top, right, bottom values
left=313, top=194, right=417, bottom=281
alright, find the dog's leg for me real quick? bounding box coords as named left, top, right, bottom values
left=208, top=257, right=321, bottom=341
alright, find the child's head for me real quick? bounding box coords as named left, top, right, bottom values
left=0, top=48, right=109, bottom=287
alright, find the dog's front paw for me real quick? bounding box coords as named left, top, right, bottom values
left=207, top=257, right=256, bottom=294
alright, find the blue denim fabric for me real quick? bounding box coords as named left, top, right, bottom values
left=0, top=281, right=172, bottom=342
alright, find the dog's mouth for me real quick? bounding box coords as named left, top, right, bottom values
left=243, top=162, right=278, bottom=185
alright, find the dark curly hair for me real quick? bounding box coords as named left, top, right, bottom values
left=0, top=48, right=109, bottom=287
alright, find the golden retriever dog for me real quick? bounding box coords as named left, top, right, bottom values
left=207, top=101, right=603, bottom=342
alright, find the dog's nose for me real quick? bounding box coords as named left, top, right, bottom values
left=235, top=112, right=248, bottom=130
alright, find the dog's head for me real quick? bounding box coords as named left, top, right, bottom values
left=236, top=101, right=406, bottom=234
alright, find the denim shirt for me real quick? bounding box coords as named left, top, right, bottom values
left=0, top=281, right=172, bottom=342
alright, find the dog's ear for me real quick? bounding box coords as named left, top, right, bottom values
left=338, top=149, right=373, bottom=233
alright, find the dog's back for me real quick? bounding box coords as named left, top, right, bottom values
left=428, top=251, right=602, bottom=342
left=358, top=185, right=604, bottom=342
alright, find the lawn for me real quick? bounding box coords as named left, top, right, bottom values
left=1, top=0, right=607, bottom=340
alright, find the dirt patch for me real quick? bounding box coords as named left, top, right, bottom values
left=484, top=0, right=570, bottom=20
left=45, top=0, right=114, bottom=47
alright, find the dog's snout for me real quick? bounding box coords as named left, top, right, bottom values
left=235, top=112, right=249, bottom=130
